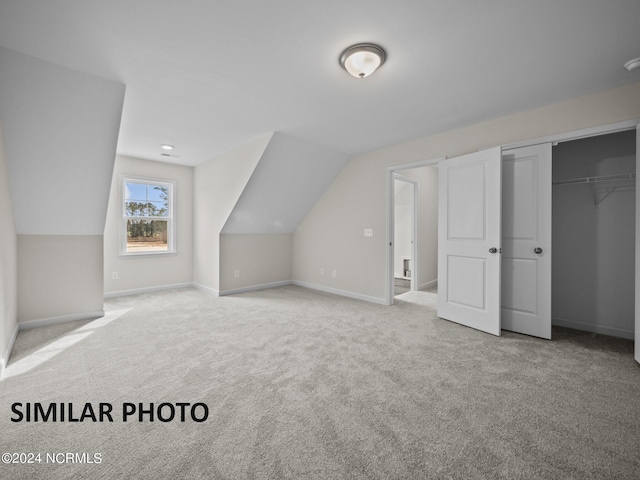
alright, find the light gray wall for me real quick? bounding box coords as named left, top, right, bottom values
left=219, top=234, right=292, bottom=293
left=17, top=235, right=104, bottom=324
left=193, top=135, right=272, bottom=293
left=397, top=166, right=439, bottom=289
left=552, top=130, right=636, bottom=338
left=104, top=156, right=194, bottom=296
left=293, top=82, right=640, bottom=303
left=0, top=116, right=17, bottom=374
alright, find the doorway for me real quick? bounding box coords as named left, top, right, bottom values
left=393, top=175, right=416, bottom=296
left=551, top=129, right=636, bottom=340
left=386, top=161, right=440, bottom=306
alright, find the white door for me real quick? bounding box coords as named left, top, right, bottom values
left=501, top=144, right=552, bottom=339
left=437, top=147, right=502, bottom=336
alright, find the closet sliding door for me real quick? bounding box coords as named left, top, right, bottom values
left=501, top=144, right=552, bottom=339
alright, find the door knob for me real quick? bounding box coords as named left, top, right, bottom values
left=534, top=247, right=543, bottom=254
left=489, top=247, right=498, bottom=254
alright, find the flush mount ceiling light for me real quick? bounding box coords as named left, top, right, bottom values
left=161, top=144, right=174, bottom=150
left=625, top=57, right=640, bottom=72
left=339, top=43, right=386, bottom=79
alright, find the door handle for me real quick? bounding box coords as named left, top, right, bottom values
left=534, top=247, right=543, bottom=254
left=489, top=247, right=498, bottom=254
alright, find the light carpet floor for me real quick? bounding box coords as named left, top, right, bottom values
left=1, top=285, right=639, bottom=479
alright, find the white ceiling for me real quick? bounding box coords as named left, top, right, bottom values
left=1, top=0, right=639, bottom=166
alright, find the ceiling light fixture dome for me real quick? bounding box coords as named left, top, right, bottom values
left=161, top=144, right=174, bottom=150
left=340, top=43, right=386, bottom=79
left=625, top=57, right=640, bottom=72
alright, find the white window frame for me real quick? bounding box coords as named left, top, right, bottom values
left=120, top=175, right=176, bottom=256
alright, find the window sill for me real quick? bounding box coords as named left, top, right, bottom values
left=120, top=251, right=178, bottom=258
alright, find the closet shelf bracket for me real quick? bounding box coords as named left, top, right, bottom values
left=595, top=187, right=619, bottom=206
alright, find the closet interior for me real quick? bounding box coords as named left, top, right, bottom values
left=551, top=130, right=636, bottom=339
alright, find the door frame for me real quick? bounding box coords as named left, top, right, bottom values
left=636, top=123, right=640, bottom=364
left=386, top=157, right=444, bottom=305
left=502, top=119, right=639, bottom=151
left=392, top=173, right=418, bottom=293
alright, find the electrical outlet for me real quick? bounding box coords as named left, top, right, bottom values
left=364, top=228, right=374, bottom=237
left=112, top=272, right=119, bottom=280
left=332, top=270, right=337, bottom=278
left=320, top=268, right=324, bottom=275
left=234, top=269, right=240, bottom=278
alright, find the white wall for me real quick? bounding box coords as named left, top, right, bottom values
left=0, top=116, right=17, bottom=375
left=0, top=47, right=125, bottom=235
left=219, top=234, right=292, bottom=293
left=104, top=155, right=194, bottom=296
left=193, top=135, right=272, bottom=293
left=293, top=81, right=640, bottom=303
left=397, top=166, right=439, bottom=289
left=552, top=130, right=636, bottom=338
left=222, top=133, right=349, bottom=233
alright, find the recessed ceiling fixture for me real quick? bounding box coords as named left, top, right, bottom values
left=339, top=43, right=386, bottom=79
left=624, top=57, right=640, bottom=72
left=161, top=144, right=174, bottom=150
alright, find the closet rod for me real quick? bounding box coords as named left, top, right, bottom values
left=552, top=172, right=636, bottom=186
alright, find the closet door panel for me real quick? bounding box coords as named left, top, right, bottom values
left=501, top=144, right=552, bottom=339
left=503, top=156, right=537, bottom=240
left=502, top=258, right=538, bottom=315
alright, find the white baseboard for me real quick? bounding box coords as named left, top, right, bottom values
left=193, top=282, right=219, bottom=297
left=19, top=310, right=105, bottom=331
left=0, top=323, right=19, bottom=380
left=219, top=280, right=292, bottom=296
left=552, top=317, right=634, bottom=340
left=104, top=282, right=194, bottom=299
left=292, top=280, right=387, bottom=305
left=419, top=279, right=437, bottom=291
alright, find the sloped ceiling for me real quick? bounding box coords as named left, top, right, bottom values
left=0, top=1, right=639, bottom=166
left=0, top=47, right=125, bottom=235
left=222, top=133, right=350, bottom=234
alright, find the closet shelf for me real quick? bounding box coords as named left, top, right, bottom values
left=553, top=173, right=635, bottom=206
left=552, top=172, right=636, bottom=186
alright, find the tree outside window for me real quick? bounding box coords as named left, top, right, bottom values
left=122, top=178, right=175, bottom=254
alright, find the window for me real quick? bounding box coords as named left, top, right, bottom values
left=121, top=176, right=175, bottom=255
